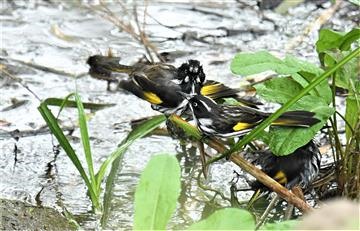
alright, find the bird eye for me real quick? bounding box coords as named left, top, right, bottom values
left=192, top=102, right=198, bottom=107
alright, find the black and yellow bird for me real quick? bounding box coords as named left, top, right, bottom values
left=87, top=55, right=260, bottom=115
left=248, top=140, right=321, bottom=191
left=238, top=140, right=321, bottom=211
left=179, top=93, right=320, bottom=137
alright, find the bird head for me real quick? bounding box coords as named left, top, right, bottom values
left=177, top=60, right=206, bottom=92
left=178, top=93, right=218, bottom=119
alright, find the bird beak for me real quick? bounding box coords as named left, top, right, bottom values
left=177, top=91, right=192, bottom=100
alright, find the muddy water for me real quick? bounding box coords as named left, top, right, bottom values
left=0, top=0, right=357, bottom=229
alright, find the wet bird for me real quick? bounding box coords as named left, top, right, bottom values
left=180, top=93, right=320, bottom=138
left=249, top=140, right=321, bottom=190
left=87, top=55, right=260, bottom=115
left=240, top=140, right=322, bottom=216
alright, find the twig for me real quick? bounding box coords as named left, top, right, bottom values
left=88, top=1, right=163, bottom=63
left=255, top=194, right=279, bottom=230
left=196, top=169, right=230, bottom=203
left=169, top=115, right=313, bottom=212
left=1, top=69, right=41, bottom=101
left=133, top=4, right=154, bottom=62
left=197, top=141, right=208, bottom=179
left=3, top=57, right=84, bottom=78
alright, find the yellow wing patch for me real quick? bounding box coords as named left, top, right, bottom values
left=273, top=171, right=288, bottom=185
left=233, top=122, right=253, bottom=131
left=200, top=83, right=222, bottom=96
left=143, top=91, right=163, bottom=104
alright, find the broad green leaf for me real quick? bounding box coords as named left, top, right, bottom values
left=267, top=95, right=335, bottom=155
left=231, top=51, right=298, bottom=76
left=345, top=96, right=360, bottom=140
left=316, top=28, right=360, bottom=67
left=339, top=28, right=360, bottom=51
left=323, top=50, right=359, bottom=90
left=261, top=220, right=298, bottom=230
left=226, top=48, right=360, bottom=157
left=296, top=72, right=332, bottom=104
left=284, top=55, right=332, bottom=104
left=284, top=55, right=323, bottom=76
left=188, top=208, right=255, bottom=230
left=316, top=29, right=344, bottom=53
left=254, top=77, right=303, bottom=104
left=134, top=154, right=181, bottom=230
left=101, top=115, right=166, bottom=227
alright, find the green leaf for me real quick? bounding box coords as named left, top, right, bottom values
left=339, top=28, right=360, bottom=51
left=224, top=47, right=360, bottom=159
left=267, top=95, right=335, bottom=155
left=261, top=220, right=298, bottom=230
left=323, top=50, right=359, bottom=90
left=296, top=72, right=332, bottom=104
left=43, top=97, right=115, bottom=110
left=254, top=77, right=303, bottom=104
left=316, top=29, right=344, bottom=53
left=37, top=102, right=99, bottom=208
left=75, top=94, right=96, bottom=190
left=284, top=55, right=323, bottom=76
left=345, top=96, right=360, bottom=140
left=316, top=28, right=360, bottom=67
left=231, top=51, right=298, bottom=76
left=134, top=154, right=181, bottom=230
left=348, top=0, right=360, bottom=6
left=284, top=55, right=332, bottom=104
left=188, top=208, right=255, bottom=230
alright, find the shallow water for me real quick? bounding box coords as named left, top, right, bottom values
left=0, top=0, right=357, bottom=229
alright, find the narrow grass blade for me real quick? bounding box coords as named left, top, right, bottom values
left=38, top=103, right=99, bottom=208
left=75, top=93, right=96, bottom=192
left=44, top=97, right=115, bottom=110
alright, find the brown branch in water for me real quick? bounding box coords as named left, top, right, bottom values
left=169, top=115, right=312, bottom=213
left=208, top=141, right=312, bottom=213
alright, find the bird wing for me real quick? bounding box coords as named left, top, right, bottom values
left=220, top=105, right=267, bottom=132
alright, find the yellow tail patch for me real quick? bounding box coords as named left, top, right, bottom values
left=143, top=92, right=163, bottom=104
left=273, top=171, right=288, bottom=185
left=200, top=83, right=222, bottom=96
left=233, top=122, right=253, bottom=131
